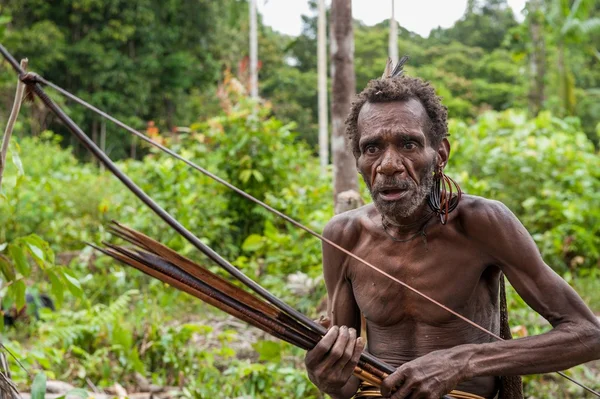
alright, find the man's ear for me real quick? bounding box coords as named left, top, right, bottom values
left=437, top=138, right=450, bottom=168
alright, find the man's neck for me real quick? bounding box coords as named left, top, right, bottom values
left=380, top=201, right=433, bottom=238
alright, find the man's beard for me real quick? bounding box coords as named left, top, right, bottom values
left=364, top=162, right=435, bottom=221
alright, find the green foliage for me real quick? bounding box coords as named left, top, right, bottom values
left=0, top=136, right=83, bottom=332
left=261, top=68, right=318, bottom=146
left=450, top=110, right=600, bottom=271
left=0, top=0, right=246, bottom=158
left=30, top=373, right=46, bottom=399
left=430, top=0, right=518, bottom=51
left=0, top=234, right=82, bottom=311
left=6, top=288, right=320, bottom=398
left=0, top=132, right=118, bottom=248
left=201, top=105, right=317, bottom=242
left=115, top=142, right=233, bottom=256
left=0, top=94, right=333, bottom=396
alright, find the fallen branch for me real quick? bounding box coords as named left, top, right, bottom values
left=0, top=58, right=28, bottom=193
left=0, top=351, right=21, bottom=399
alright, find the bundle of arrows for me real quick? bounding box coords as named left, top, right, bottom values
left=92, top=221, right=389, bottom=388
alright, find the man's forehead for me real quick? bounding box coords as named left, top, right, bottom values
left=357, top=99, right=429, bottom=139
left=357, top=99, right=427, bottom=126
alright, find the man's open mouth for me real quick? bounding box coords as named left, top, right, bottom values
left=378, top=188, right=408, bottom=201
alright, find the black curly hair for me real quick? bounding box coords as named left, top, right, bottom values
left=345, top=76, right=448, bottom=159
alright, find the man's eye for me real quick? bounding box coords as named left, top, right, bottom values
left=403, top=142, right=417, bottom=150
left=365, top=145, right=378, bottom=154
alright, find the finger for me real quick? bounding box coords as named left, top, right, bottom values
left=410, top=391, right=429, bottom=399
left=323, top=325, right=350, bottom=367
left=341, top=336, right=365, bottom=376
left=318, top=315, right=331, bottom=329
left=380, top=371, right=405, bottom=397
left=389, top=375, right=419, bottom=399
left=333, top=327, right=357, bottom=370
left=305, top=325, right=339, bottom=366
left=390, top=383, right=414, bottom=399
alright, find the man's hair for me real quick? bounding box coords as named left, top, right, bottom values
left=345, top=76, right=448, bottom=159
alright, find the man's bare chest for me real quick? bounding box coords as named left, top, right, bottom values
left=346, top=229, right=499, bottom=327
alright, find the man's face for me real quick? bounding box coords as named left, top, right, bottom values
left=356, top=99, right=439, bottom=220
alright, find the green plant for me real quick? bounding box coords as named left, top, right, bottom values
left=449, top=110, right=600, bottom=272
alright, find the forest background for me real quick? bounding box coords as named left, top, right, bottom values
left=0, top=0, right=599, bottom=398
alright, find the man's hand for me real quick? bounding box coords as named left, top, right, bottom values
left=380, top=350, right=466, bottom=398
left=304, top=325, right=365, bottom=396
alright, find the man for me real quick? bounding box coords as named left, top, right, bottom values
left=304, top=68, right=600, bottom=399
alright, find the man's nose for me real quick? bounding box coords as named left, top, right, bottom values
left=377, top=150, right=405, bottom=176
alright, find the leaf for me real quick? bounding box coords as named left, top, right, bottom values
left=239, top=169, right=252, bottom=183
left=127, top=347, right=146, bottom=374
left=580, top=17, right=600, bottom=34
left=23, top=235, right=55, bottom=266
left=63, top=273, right=81, bottom=290
left=31, top=372, right=47, bottom=399
left=27, top=243, right=45, bottom=262
left=241, top=234, right=263, bottom=252
left=0, top=255, right=15, bottom=281
left=8, top=244, right=30, bottom=277
left=252, top=340, right=282, bottom=363
left=13, top=280, right=26, bottom=310
left=252, top=170, right=264, bottom=182
left=61, top=269, right=84, bottom=298
left=10, top=142, right=24, bottom=177
left=63, top=389, right=89, bottom=399
left=48, top=270, right=64, bottom=307
left=0, top=15, right=12, bottom=26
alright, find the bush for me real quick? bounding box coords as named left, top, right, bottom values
left=449, top=110, right=600, bottom=272
left=0, top=132, right=119, bottom=249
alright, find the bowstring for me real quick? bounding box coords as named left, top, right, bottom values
left=31, top=74, right=600, bottom=397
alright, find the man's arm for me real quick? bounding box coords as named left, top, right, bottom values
left=305, top=214, right=365, bottom=399
left=456, top=198, right=600, bottom=376
left=380, top=198, right=600, bottom=398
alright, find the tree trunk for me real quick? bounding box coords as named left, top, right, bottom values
left=318, top=0, right=329, bottom=171
left=528, top=0, right=545, bottom=116
left=557, top=43, right=575, bottom=116
left=389, top=0, right=398, bottom=64
left=330, top=0, right=359, bottom=210
left=249, top=0, right=259, bottom=98
left=130, top=135, right=137, bottom=160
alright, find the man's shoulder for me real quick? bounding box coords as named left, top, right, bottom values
left=458, top=194, right=512, bottom=216
left=457, top=194, right=516, bottom=237
left=323, top=203, right=376, bottom=247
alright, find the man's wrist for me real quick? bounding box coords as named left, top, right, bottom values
left=323, top=375, right=360, bottom=399
left=322, top=387, right=349, bottom=399
left=452, top=343, right=480, bottom=381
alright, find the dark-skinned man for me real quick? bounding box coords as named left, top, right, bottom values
left=304, top=68, right=600, bottom=399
